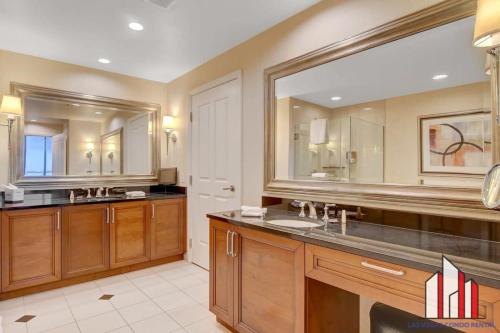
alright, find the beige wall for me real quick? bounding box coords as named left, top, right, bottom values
left=0, top=49, right=167, bottom=184
left=385, top=82, right=491, bottom=185
left=164, top=0, right=442, bottom=205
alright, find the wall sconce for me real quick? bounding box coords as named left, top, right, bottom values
left=107, top=143, right=116, bottom=173
left=0, top=95, right=22, bottom=150
left=163, top=115, right=177, bottom=155
left=473, top=0, right=500, bottom=48
left=86, top=142, right=95, bottom=173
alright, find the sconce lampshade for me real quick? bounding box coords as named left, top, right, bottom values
left=0, top=95, right=22, bottom=117
left=163, top=115, right=175, bottom=131
left=473, top=0, right=500, bottom=48
left=86, top=142, right=95, bottom=151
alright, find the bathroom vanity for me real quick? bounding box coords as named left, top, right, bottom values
left=208, top=210, right=500, bottom=333
left=0, top=193, right=186, bottom=299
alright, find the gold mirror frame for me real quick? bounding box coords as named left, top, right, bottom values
left=264, top=0, right=500, bottom=221
left=10, top=82, right=161, bottom=189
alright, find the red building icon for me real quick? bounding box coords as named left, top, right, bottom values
left=425, top=256, right=479, bottom=319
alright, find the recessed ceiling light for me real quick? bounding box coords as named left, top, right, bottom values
left=72, top=103, right=80, bottom=107
left=128, top=22, right=144, bottom=31
left=98, top=58, right=110, bottom=64
left=363, top=107, right=373, bottom=111
left=95, top=111, right=103, bottom=115
left=293, top=105, right=301, bottom=109
left=432, top=74, right=448, bottom=80
left=330, top=96, right=342, bottom=101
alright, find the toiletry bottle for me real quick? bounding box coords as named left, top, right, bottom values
left=341, top=210, right=347, bottom=235
left=70, top=190, right=75, bottom=203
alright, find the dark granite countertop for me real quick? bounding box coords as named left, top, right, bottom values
left=208, top=209, right=500, bottom=289
left=0, top=192, right=186, bottom=210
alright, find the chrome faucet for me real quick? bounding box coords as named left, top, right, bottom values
left=323, top=203, right=336, bottom=222
left=297, top=201, right=317, bottom=219
left=81, top=188, right=92, bottom=199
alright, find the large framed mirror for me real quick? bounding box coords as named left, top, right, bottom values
left=10, top=83, right=161, bottom=189
left=264, top=0, right=500, bottom=219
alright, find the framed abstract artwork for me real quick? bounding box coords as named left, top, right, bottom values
left=419, top=110, right=492, bottom=176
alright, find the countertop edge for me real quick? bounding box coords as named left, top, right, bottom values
left=0, top=193, right=187, bottom=211
left=207, top=212, right=500, bottom=290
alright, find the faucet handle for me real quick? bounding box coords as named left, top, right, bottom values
left=81, top=188, right=92, bottom=199
left=298, top=202, right=306, bottom=218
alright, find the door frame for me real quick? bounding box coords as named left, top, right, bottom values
left=187, top=70, right=243, bottom=263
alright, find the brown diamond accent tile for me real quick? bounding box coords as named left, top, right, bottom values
left=99, top=294, right=114, bottom=300
left=15, top=315, right=36, bottom=323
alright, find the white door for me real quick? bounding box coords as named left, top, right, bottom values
left=126, top=113, right=152, bottom=174
left=190, top=75, right=242, bottom=269
left=51, top=133, right=66, bottom=176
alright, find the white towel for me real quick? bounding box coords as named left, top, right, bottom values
left=125, top=191, right=146, bottom=198
left=310, top=118, right=328, bottom=144
left=311, top=172, right=328, bottom=178
left=241, top=206, right=267, bottom=217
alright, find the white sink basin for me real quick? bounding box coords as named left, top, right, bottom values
left=265, top=219, right=322, bottom=228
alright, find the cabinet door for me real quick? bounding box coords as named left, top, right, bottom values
left=209, top=219, right=235, bottom=327
left=62, top=204, right=110, bottom=279
left=110, top=201, right=150, bottom=268
left=1, top=208, right=62, bottom=292
left=233, top=226, right=305, bottom=333
left=150, top=198, right=186, bottom=259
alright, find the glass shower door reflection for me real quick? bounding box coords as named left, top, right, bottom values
left=348, top=117, right=384, bottom=183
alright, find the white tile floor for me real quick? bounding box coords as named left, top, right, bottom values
left=0, top=261, right=230, bottom=333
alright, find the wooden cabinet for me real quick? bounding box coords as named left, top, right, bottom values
left=305, top=244, right=500, bottom=333
left=110, top=201, right=151, bottom=268
left=209, top=219, right=235, bottom=326
left=1, top=208, right=62, bottom=292
left=151, top=198, right=186, bottom=259
left=62, top=204, right=110, bottom=279
left=209, top=218, right=305, bottom=333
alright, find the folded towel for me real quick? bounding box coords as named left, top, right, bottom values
left=125, top=191, right=146, bottom=197
left=310, top=118, right=328, bottom=144
left=311, top=172, right=328, bottom=178
left=241, top=211, right=266, bottom=217
left=241, top=206, right=267, bottom=217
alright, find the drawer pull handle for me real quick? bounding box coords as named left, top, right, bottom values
left=361, top=261, right=405, bottom=276
left=226, top=230, right=231, bottom=256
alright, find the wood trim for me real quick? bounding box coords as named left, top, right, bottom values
left=0, top=254, right=182, bottom=301
left=261, top=0, right=500, bottom=221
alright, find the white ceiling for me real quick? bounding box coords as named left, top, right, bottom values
left=0, top=0, right=320, bottom=83
left=276, top=17, right=490, bottom=109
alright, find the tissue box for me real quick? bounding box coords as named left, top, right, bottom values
left=5, top=188, right=24, bottom=202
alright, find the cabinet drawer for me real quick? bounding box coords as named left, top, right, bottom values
left=305, top=244, right=500, bottom=332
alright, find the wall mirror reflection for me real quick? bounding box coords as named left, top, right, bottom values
left=274, top=16, right=493, bottom=188
left=10, top=83, right=160, bottom=188
left=23, top=97, right=153, bottom=177
left=24, top=97, right=152, bottom=177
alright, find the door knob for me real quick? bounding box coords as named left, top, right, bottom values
left=223, top=185, right=235, bottom=192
